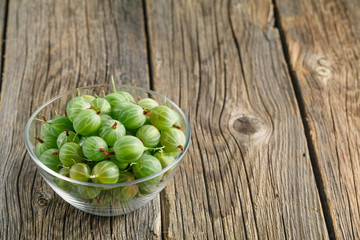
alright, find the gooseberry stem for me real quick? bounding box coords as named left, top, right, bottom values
left=112, top=122, right=117, bottom=129
left=173, top=124, right=182, bottom=130
left=102, top=90, right=106, bottom=97
left=34, top=137, right=44, bottom=143
left=137, top=96, right=142, bottom=101
left=55, top=110, right=59, bottom=116
left=164, top=92, right=167, bottom=106
left=99, top=148, right=111, bottom=156
left=89, top=175, right=96, bottom=179
left=96, top=108, right=101, bottom=115
left=72, top=133, right=78, bottom=142
left=94, top=94, right=99, bottom=98
left=178, top=145, right=184, bottom=152
left=64, top=129, right=69, bottom=136
left=143, top=110, right=151, bottom=116
left=51, top=152, right=59, bottom=156
left=33, top=118, right=46, bottom=123
left=111, top=75, right=117, bottom=92
left=146, top=146, right=165, bottom=152
left=77, top=88, right=81, bottom=96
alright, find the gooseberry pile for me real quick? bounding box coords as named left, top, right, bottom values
left=34, top=79, right=185, bottom=203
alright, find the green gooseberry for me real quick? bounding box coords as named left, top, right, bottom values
left=57, top=129, right=80, bottom=149
left=40, top=121, right=53, bottom=137
left=91, top=97, right=111, bottom=116
left=111, top=101, right=133, bottom=119
left=82, top=95, right=95, bottom=102
left=66, top=96, right=91, bottom=122
left=82, top=136, right=108, bottom=161
left=99, top=120, right=126, bottom=146
left=59, top=142, right=84, bottom=167
left=132, top=154, right=163, bottom=194
left=137, top=97, right=159, bottom=110
left=70, top=163, right=91, bottom=182
left=150, top=106, right=178, bottom=130
left=73, top=108, right=101, bottom=136
left=47, top=116, right=74, bottom=137
left=113, top=136, right=150, bottom=164
left=90, top=161, right=120, bottom=184
left=35, top=136, right=58, bottom=156
left=164, top=149, right=181, bottom=158
left=77, top=186, right=101, bottom=199
left=170, top=109, right=182, bottom=127
left=100, top=114, right=113, bottom=126
left=39, top=148, right=60, bottom=172
left=56, top=168, right=72, bottom=191
left=104, top=77, right=134, bottom=107
left=112, top=171, right=138, bottom=206
left=117, top=103, right=147, bottom=129
left=136, top=125, right=160, bottom=148
left=160, top=128, right=186, bottom=152
left=154, top=152, right=176, bottom=169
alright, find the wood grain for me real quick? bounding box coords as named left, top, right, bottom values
left=0, top=0, right=161, bottom=239
left=275, top=0, right=360, bottom=238
left=146, top=0, right=329, bottom=239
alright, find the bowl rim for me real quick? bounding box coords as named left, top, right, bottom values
left=24, top=83, right=191, bottom=187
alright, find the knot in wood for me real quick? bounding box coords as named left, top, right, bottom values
left=37, top=197, right=48, bottom=206
left=233, top=116, right=263, bottom=136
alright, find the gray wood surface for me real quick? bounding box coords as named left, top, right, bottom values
left=0, top=0, right=359, bottom=239
left=276, top=0, right=360, bottom=238
left=0, top=0, right=161, bottom=239
left=146, top=0, right=328, bottom=239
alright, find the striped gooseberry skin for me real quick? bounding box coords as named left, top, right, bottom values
left=77, top=186, right=101, bottom=199
left=35, top=136, right=58, bottom=156
left=99, top=120, right=126, bottom=146
left=153, top=152, right=176, bottom=169
left=112, top=171, right=138, bottom=206
left=91, top=161, right=120, bottom=184
left=136, top=125, right=160, bottom=148
left=73, top=109, right=101, bottom=136
left=137, top=98, right=159, bottom=110
left=111, top=101, right=133, bottom=119
left=82, top=136, right=108, bottom=161
left=57, top=130, right=80, bottom=149
left=132, top=155, right=163, bottom=194
left=66, top=96, right=92, bottom=122
left=47, top=116, right=74, bottom=137
left=39, top=148, right=60, bottom=172
left=104, top=92, right=133, bottom=108
left=40, top=122, right=53, bottom=137
left=100, top=115, right=113, bottom=126
left=56, top=167, right=72, bottom=191
left=113, top=136, right=146, bottom=164
left=91, top=97, right=111, bottom=116
left=70, top=163, right=91, bottom=182
left=160, top=128, right=186, bottom=152
left=150, top=106, right=177, bottom=130
left=59, top=142, right=84, bottom=167
left=117, top=104, right=146, bottom=129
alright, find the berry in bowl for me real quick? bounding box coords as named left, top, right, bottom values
left=25, top=79, right=190, bottom=216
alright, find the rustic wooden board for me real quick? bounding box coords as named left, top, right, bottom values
left=275, top=0, right=360, bottom=238
left=0, top=0, right=161, bottom=239
left=146, top=0, right=329, bottom=239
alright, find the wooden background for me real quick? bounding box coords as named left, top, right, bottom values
left=0, top=0, right=359, bottom=239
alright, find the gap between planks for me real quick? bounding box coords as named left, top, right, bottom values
left=0, top=0, right=10, bottom=100
left=272, top=0, right=336, bottom=239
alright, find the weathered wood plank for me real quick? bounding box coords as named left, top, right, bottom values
left=276, top=0, right=360, bottom=238
left=0, top=0, right=161, bottom=239
left=146, top=0, right=329, bottom=238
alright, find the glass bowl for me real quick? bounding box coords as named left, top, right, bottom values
left=24, top=84, right=191, bottom=216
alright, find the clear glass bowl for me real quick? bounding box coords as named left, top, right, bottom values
left=24, top=84, right=191, bottom=216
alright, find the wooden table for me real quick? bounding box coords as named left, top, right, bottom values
left=0, top=0, right=359, bottom=239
